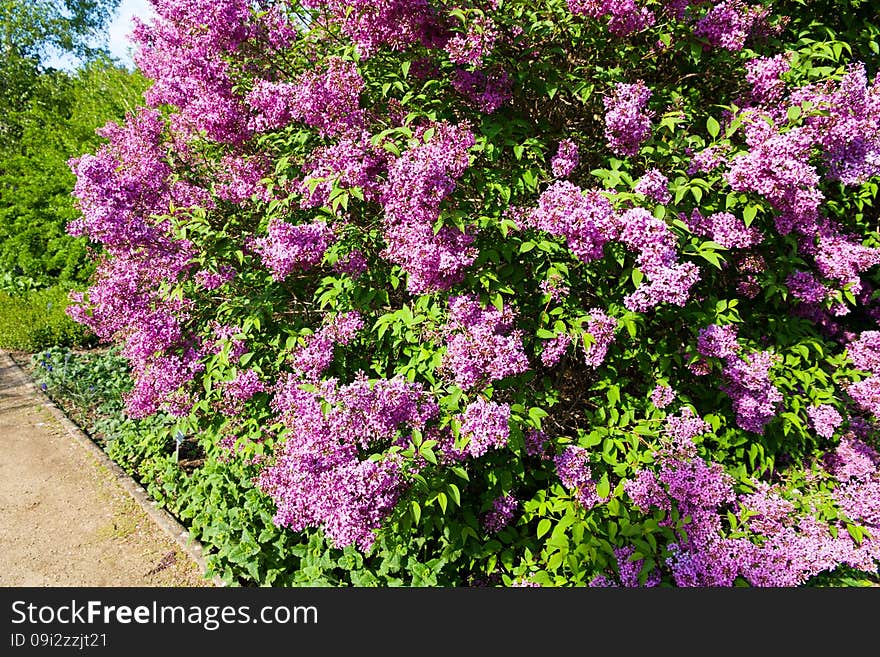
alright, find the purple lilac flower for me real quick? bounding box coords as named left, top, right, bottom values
left=380, top=122, right=477, bottom=293
left=482, top=494, right=518, bottom=533
left=218, top=369, right=265, bottom=416
left=721, top=350, right=783, bottom=434
left=539, top=275, right=570, bottom=302
left=288, top=57, right=365, bottom=138
left=554, top=445, right=604, bottom=509
left=619, top=208, right=700, bottom=311
left=825, top=435, right=880, bottom=481
left=583, top=308, right=617, bottom=368
left=687, top=146, right=727, bottom=174
left=441, top=294, right=529, bottom=391
left=541, top=333, right=571, bottom=367
left=260, top=374, right=438, bottom=551
left=665, top=407, right=710, bottom=443
left=456, top=398, right=511, bottom=458
left=300, top=0, right=439, bottom=57
left=529, top=182, right=619, bottom=263
left=634, top=169, right=671, bottom=204
left=651, top=384, right=676, bottom=409
left=253, top=219, right=336, bottom=280
left=786, top=270, right=827, bottom=304
left=291, top=312, right=364, bottom=381
left=603, top=81, right=653, bottom=157
left=697, top=324, right=740, bottom=359
left=551, top=139, right=579, bottom=179
left=524, top=429, right=551, bottom=459
left=451, top=67, right=512, bottom=114
left=745, top=53, right=792, bottom=105
left=445, top=16, right=498, bottom=66
left=694, top=0, right=768, bottom=52
left=848, top=331, right=880, bottom=373
left=807, top=404, right=843, bottom=439
left=686, top=209, right=760, bottom=249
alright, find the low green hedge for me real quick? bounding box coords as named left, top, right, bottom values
left=0, top=286, right=94, bottom=351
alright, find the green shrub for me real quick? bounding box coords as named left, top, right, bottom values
left=0, top=287, right=93, bottom=351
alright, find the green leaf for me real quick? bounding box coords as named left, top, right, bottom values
left=447, top=483, right=461, bottom=506
left=537, top=519, right=552, bottom=539
left=596, top=475, right=610, bottom=500
left=706, top=116, right=720, bottom=139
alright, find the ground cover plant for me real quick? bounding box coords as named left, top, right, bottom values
left=65, top=0, right=880, bottom=586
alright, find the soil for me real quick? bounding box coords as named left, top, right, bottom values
left=0, top=353, right=211, bottom=587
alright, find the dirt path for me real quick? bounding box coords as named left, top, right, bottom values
left=0, top=352, right=211, bottom=587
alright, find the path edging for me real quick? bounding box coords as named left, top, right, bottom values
left=2, top=350, right=224, bottom=587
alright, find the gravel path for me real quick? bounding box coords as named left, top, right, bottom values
left=0, top=351, right=210, bottom=587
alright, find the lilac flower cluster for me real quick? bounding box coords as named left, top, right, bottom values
left=634, top=169, right=671, bottom=205
left=301, top=0, right=439, bottom=57
left=687, top=146, right=727, bottom=175
left=482, top=494, right=518, bottom=533
left=554, top=445, right=604, bottom=509
left=298, top=135, right=387, bottom=209
left=214, top=155, right=271, bottom=205
left=697, top=323, right=739, bottom=359
left=807, top=404, right=843, bottom=439
left=451, top=67, right=512, bottom=114
left=745, top=53, right=792, bottom=105
left=603, top=81, right=653, bottom=157
left=528, top=182, right=619, bottom=263
left=590, top=546, right=661, bottom=587
left=726, top=118, right=822, bottom=236
left=583, top=308, right=618, bottom=368
left=218, top=369, right=265, bottom=416
left=66, top=104, right=211, bottom=419
left=253, top=219, right=336, bottom=280
left=291, top=312, right=364, bottom=380
left=651, top=384, right=676, bottom=409
left=551, top=139, right=579, bottom=179
left=194, top=266, right=235, bottom=291
left=246, top=79, right=297, bottom=133
left=686, top=209, right=761, bottom=249
left=68, top=108, right=172, bottom=247
left=694, top=0, right=768, bottom=52
left=261, top=374, right=438, bottom=550
left=541, top=333, right=571, bottom=367
left=333, top=250, right=369, bottom=278
left=567, top=0, right=655, bottom=37
left=846, top=332, right=880, bottom=418
left=720, top=350, right=783, bottom=434
left=665, top=407, right=710, bottom=443
left=131, top=0, right=257, bottom=143
left=848, top=331, right=880, bottom=372
left=793, top=63, right=880, bottom=186
left=288, top=58, right=365, bottom=138
left=454, top=398, right=511, bottom=459
left=785, top=270, right=827, bottom=304
left=619, top=208, right=700, bottom=311
left=825, top=436, right=878, bottom=481
left=445, top=15, right=498, bottom=66
left=441, top=294, right=529, bottom=391
left=380, top=122, right=478, bottom=293
left=524, top=429, right=552, bottom=459
left=719, top=64, right=880, bottom=318
left=539, top=275, right=570, bottom=302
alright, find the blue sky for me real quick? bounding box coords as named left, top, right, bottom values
left=105, top=0, right=155, bottom=67
left=45, top=0, right=155, bottom=70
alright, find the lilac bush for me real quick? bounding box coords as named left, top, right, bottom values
left=67, top=0, right=880, bottom=586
